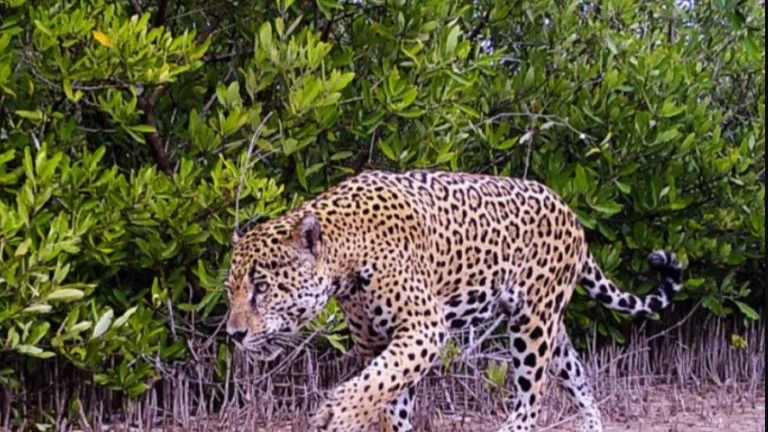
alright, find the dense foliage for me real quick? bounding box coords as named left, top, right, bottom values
left=0, top=0, right=764, bottom=403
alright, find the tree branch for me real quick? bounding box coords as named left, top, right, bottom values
left=154, top=0, right=170, bottom=28
left=321, top=13, right=336, bottom=42
left=132, top=3, right=228, bottom=175
left=352, top=128, right=378, bottom=173
left=128, top=0, right=144, bottom=15
left=203, top=48, right=254, bottom=63
left=196, top=4, right=228, bottom=44
left=137, top=89, right=173, bottom=175
left=194, top=195, right=256, bottom=222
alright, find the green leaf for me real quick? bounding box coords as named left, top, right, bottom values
left=215, top=343, right=230, bottom=379
left=597, top=222, right=618, bottom=241
left=325, top=334, right=348, bottom=353
left=445, top=25, right=461, bottom=54
left=68, top=321, right=92, bottom=334
left=732, top=300, right=760, bottom=321
left=702, top=295, right=728, bottom=316
left=730, top=333, right=748, bottom=350
left=16, top=345, right=54, bottom=359
left=573, top=209, right=597, bottom=229
left=574, top=165, right=589, bottom=193
left=6, top=329, right=19, bottom=348
left=282, top=138, right=298, bottom=155
left=127, top=382, right=150, bottom=397
left=129, top=124, right=157, bottom=133
left=258, top=22, right=272, bottom=50
left=91, top=308, right=114, bottom=340
left=22, top=303, right=52, bottom=314
left=33, top=20, right=53, bottom=37
left=395, top=108, right=425, bottom=118
left=329, top=71, right=355, bottom=92
left=295, top=159, right=307, bottom=190
left=26, top=322, right=50, bottom=345
left=496, top=137, right=519, bottom=150
left=661, top=100, right=685, bottom=118
left=591, top=201, right=624, bottom=216
left=655, top=128, right=680, bottom=144
left=379, top=141, right=397, bottom=161
left=113, top=306, right=137, bottom=328
left=330, top=151, right=354, bottom=161
left=46, top=289, right=85, bottom=302
left=680, top=133, right=696, bottom=153
left=743, top=35, right=761, bottom=60
left=14, top=238, right=32, bottom=257
left=0, top=149, right=14, bottom=166
left=15, top=109, right=43, bottom=121
left=614, top=180, right=631, bottom=194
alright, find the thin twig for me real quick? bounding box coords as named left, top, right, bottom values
left=458, top=315, right=505, bottom=363
left=521, top=131, right=533, bottom=179
left=250, top=328, right=322, bottom=387
left=478, top=112, right=596, bottom=142
left=234, top=112, right=273, bottom=232
left=166, top=298, right=178, bottom=341
left=128, top=0, right=143, bottom=15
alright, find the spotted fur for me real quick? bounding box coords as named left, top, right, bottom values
left=225, top=170, right=684, bottom=432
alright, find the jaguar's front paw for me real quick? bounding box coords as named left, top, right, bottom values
left=310, top=401, right=335, bottom=431
left=310, top=396, right=372, bottom=432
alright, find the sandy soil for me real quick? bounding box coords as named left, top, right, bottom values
left=108, top=387, right=761, bottom=432
left=253, top=393, right=765, bottom=432
left=600, top=397, right=765, bottom=432
left=430, top=395, right=765, bottom=432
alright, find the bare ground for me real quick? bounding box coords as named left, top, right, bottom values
left=437, top=387, right=766, bottom=432
left=599, top=393, right=765, bottom=432
left=7, top=317, right=764, bottom=432
left=246, top=387, right=765, bottom=432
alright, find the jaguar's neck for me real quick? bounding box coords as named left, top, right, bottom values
left=301, top=198, right=367, bottom=297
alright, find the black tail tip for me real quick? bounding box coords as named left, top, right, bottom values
left=648, top=250, right=684, bottom=285
left=647, top=250, right=679, bottom=270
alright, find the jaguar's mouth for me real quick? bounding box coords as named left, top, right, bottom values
left=252, top=344, right=283, bottom=361
left=237, top=335, right=284, bottom=361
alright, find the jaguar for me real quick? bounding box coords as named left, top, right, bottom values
left=225, top=170, right=684, bottom=432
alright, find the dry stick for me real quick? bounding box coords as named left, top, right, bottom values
left=76, top=399, right=93, bottom=432
left=250, top=328, right=323, bottom=387
left=201, top=68, right=235, bottom=118
left=643, top=300, right=703, bottom=346
left=593, top=300, right=704, bottom=377
left=166, top=297, right=178, bottom=341
left=477, top=112, right=596, bottom=142
left=457, top=271, right=511, bottom=362
left=234, top=112, right=273, bottom=232
left=459, top=315, right=506, bottom=363
left=538, top=393, right=617, bottom=431
left=521, top=130, right=533, bottom=179
left=368, top=127, right=378, bottom=166
left=200, top=313, right=228, bottom=353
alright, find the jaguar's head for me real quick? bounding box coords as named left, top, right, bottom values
left=225, top=213, right=330, bottom=360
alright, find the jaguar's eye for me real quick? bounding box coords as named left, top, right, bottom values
left=249, top=283, right=265, bottom=308
left=253, top=281, right=268, bottom=294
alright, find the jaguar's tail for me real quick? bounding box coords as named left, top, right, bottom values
left=579, top=250, right=684, bottom=317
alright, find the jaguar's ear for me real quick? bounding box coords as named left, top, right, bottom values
left=295, top=213, right=322, bottom=256
left=232, top=227, right=245, bottom=245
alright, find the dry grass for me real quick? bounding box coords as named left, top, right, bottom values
left=1, top=313, right=764, bottom=431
